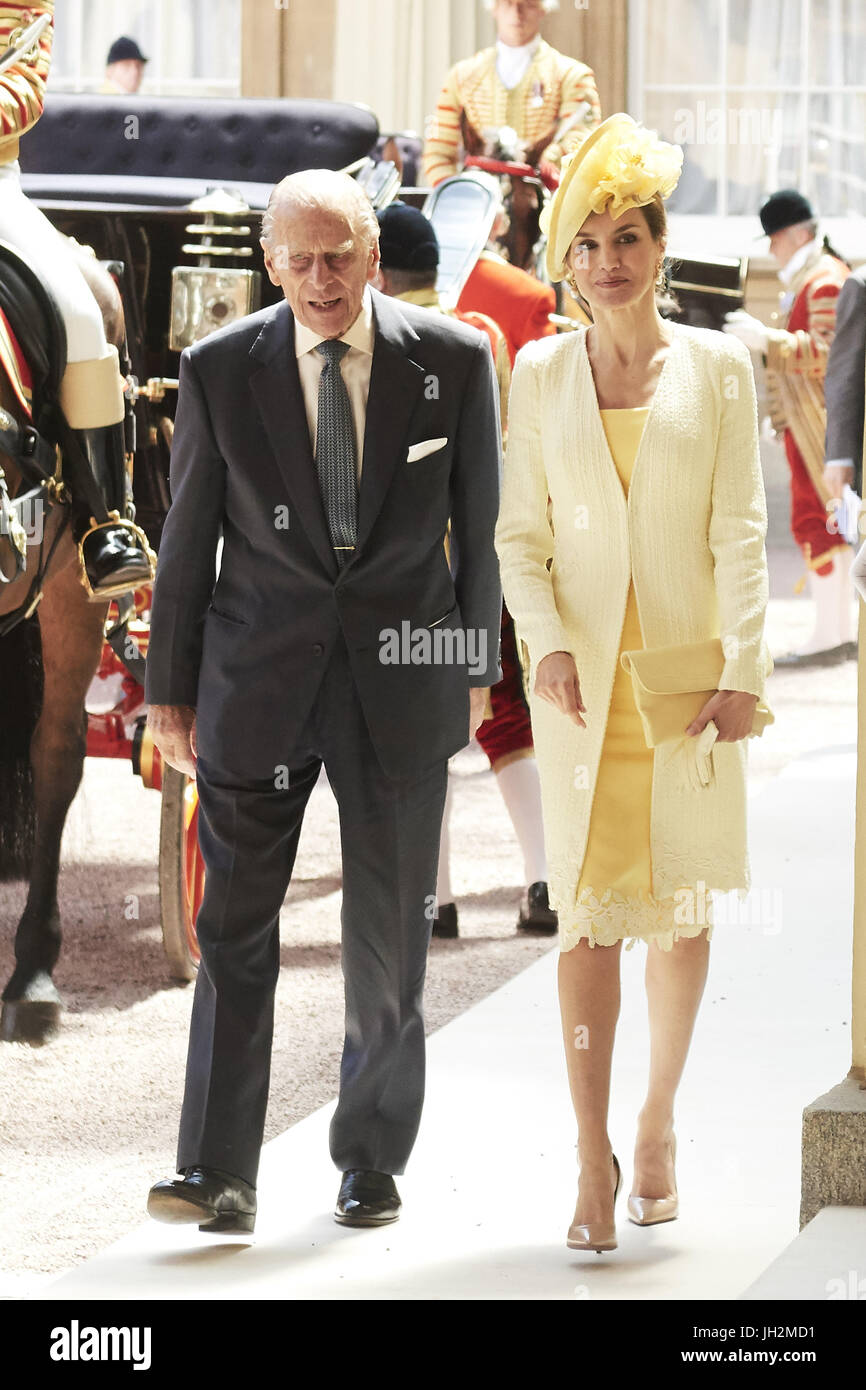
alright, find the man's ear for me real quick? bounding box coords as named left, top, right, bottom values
left=261, top=241, right=282, bottom=288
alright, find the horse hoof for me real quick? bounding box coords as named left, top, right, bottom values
left=1, top=998, right=62, bottom=1045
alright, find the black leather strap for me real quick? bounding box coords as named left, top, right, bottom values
left=0, top=413, right=58, bottom=486
left=104, top=592, right=147, bottom=682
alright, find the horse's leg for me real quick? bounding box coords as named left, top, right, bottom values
left=1, top=555, right=107, bottom=1044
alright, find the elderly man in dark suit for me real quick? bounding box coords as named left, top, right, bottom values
left=143, top=169, right=502, bottom=1233
left=825, top=264, right=866, bottom=500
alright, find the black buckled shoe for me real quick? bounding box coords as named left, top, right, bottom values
left=518, top=880, right=558, bottom=934
left=80, top=520, right=155, bottom=598
left=334, top=1169, right=401, bottom=1227
left=147, top=1165, right=256, bottom=1234
left=431, top=902, right=458, bottom=939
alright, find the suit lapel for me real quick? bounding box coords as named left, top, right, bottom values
left=249, top=303, right=337, bottom=578
left=353, top=290, right=427, bottom=557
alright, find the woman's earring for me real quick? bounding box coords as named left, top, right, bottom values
left=655, top=261, right=667, bottom=290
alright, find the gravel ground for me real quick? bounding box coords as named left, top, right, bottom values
left=0, top=538, right=858, bottom=1296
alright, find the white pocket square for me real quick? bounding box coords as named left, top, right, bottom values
left=406, top=437, right=448, bottom=463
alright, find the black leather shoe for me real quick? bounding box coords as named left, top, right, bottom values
left=147, top=1165, right=256, bottom=1234
left=431, top=902, right=458, bottom=939
left=334, top=1169, right=401, bottom=1226
left=518, top=880, right=558, bottom=933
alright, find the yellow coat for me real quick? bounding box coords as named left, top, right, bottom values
left=494, top=324, right=772, bottom=910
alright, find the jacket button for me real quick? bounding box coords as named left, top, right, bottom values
left=312, top=642, right=324, bottom=656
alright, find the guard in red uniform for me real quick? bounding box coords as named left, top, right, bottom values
left=458, top=247, right=556, bottom=364
left=375, top=201, right=556, bottom=936
left=726, top=190, right=852, bottom=666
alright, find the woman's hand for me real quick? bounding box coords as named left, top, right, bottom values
left=535, top=651, right=586, bottom=727
left=686, top=689, right=758, bottom=743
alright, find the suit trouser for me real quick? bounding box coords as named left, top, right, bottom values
left=177, top=633, right=449, bottom=1187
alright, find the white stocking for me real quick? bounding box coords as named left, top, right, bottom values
left=495, top=755, right=548, bottom=885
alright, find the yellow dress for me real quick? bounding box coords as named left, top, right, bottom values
left=570, top=408, right=714, bottom=951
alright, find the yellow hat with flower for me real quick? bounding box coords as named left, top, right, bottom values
left=541, top=113, right=684, bottom=283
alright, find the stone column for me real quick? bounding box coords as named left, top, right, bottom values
left=854, top=630, right=866, bottom=1083
left=332, top=0, right=487, bottom=136
left=800, top=572, right=866, bottom=1227
left=543, top=0, right=628, bottom=115
left=242, top=0, right=337, bottom=100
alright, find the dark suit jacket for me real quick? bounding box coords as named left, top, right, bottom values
left=144, top=288, right=502, bottom=781
left=825, top=265, right=866, bottom=494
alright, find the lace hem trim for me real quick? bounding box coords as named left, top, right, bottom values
left=558, top=884, right=716, bottom=953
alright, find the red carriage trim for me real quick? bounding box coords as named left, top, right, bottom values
left=0, top=303, right=32, bottom=415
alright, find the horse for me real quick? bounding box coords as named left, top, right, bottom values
left=0, top=245, right=125, bottom=1045
left=459, top=119, right=560, bottom=277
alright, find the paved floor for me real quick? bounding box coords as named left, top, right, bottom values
left=40, top=741, right=857, bottom=1301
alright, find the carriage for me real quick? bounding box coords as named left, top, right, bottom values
left=0, top=89, right=747, bottom=1037
left=0, top=94, right=386, bottom=1023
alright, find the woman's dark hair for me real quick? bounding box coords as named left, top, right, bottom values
left=640, top=194, right=680, bottom=315
left=640, top=193, right=668, bottom=243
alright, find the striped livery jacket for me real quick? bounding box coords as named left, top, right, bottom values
left=422, top=39, right=600, bottom=188
left=764, top=245, right=849, bottom=508
left=0, top=2, right=53, bottom=167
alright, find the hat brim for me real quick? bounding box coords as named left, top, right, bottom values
left=544, top=113, right=644, bottom=283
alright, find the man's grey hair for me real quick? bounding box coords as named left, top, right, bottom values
left=483, top=0, right=559, bottom=11
left=261, top=168, right=380, bottom=250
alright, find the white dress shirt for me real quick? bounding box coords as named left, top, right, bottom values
left=294, top=286, right=376, bottom=480
left=495, top=35, right=541, bottom=91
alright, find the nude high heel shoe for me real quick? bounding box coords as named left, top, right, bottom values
left=628, top=1133, right=678, bottom=1226
left=567, top=1153, right=622, bottom=1253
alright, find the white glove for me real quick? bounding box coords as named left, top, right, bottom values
left=723, top=309, right=769, bottom=354
left=827, top=485, right=862, bottom=546
left=760, top=413, right=780, bottom=443
left=681, top=720, right=720, bottom=791
left=852, top=538, right=866, bottom=604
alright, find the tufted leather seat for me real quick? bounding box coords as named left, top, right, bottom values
left=19, top=95, right=380, bottom=209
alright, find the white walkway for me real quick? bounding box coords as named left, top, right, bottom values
left=40, top=744, right=857, bottom=1301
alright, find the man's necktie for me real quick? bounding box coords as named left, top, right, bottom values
left=314, top=340, right=358, bottom=566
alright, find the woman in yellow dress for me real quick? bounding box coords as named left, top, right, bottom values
left=495, top=115, right=772, bottom=1252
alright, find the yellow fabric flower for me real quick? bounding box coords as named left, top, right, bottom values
left=542, top=113, right=684, bottom=282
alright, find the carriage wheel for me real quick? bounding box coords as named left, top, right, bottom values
left=158, top=765, right=203, bottom=981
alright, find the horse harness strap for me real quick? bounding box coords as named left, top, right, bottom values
left=104, top=593, right=148, bottom=682
left=0, top=403, right=60, bottom=487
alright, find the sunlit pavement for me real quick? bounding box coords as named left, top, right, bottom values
left=39, top=735, right=855, bottom=1300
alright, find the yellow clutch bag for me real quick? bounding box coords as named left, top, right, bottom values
left=619, top=638, right=774, bottom=748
